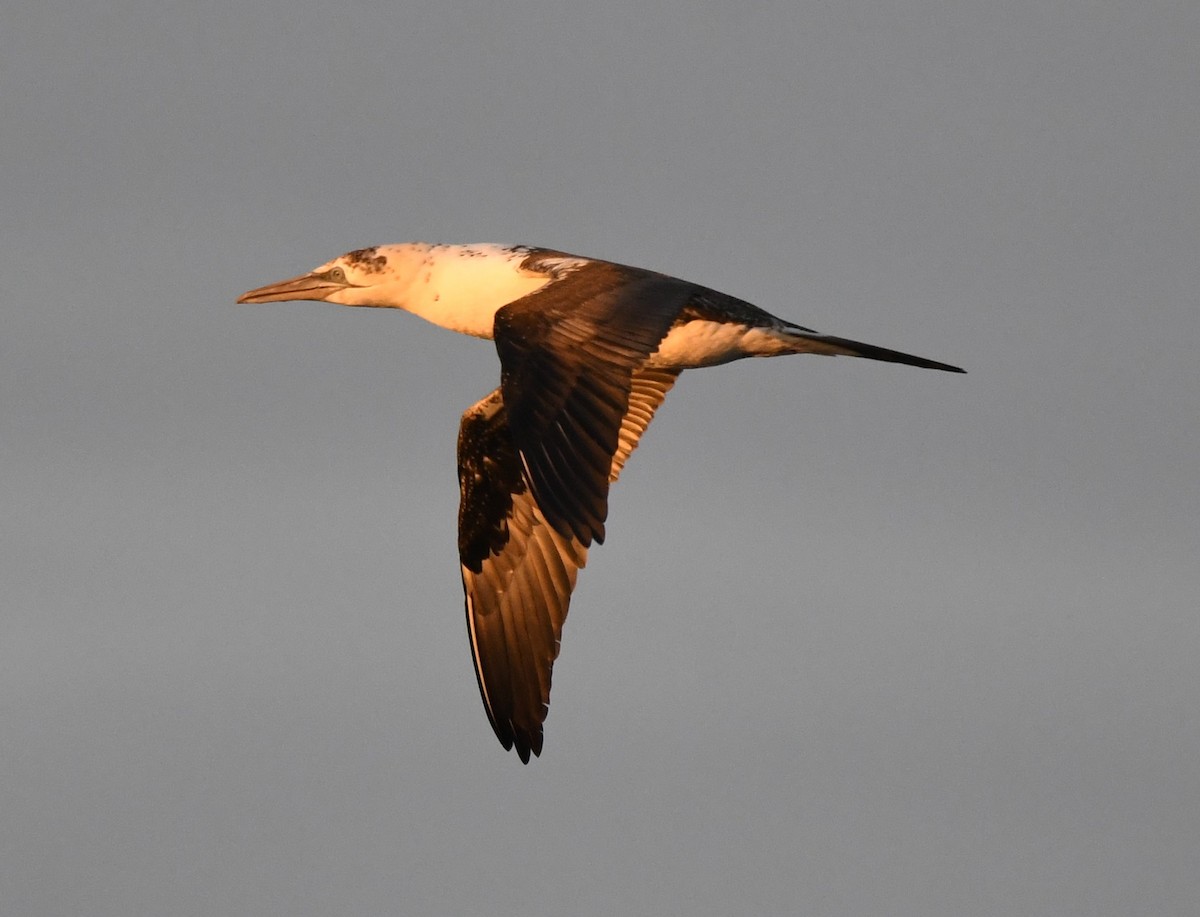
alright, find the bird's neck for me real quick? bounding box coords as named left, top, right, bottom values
left=394, top=244, right=554, bottom=339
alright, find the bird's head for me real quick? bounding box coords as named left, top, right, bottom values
left=237, top=245, right=414, bottom=308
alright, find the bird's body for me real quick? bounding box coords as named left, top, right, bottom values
left=239, top=242, right=963, bottom=762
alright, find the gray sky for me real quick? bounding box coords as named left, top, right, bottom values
left=3, top=1, right=1198, bottom=914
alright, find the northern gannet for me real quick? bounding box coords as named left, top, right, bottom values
left=238, top=243, right=964, bottom=762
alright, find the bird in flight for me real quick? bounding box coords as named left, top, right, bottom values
left=238, top=243, right=964, bottom=762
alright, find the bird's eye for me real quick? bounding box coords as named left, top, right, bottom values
left=327, top=267, right=347, bottom=283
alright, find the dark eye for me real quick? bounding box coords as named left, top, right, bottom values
left=327, top=267, right=347, bottom=283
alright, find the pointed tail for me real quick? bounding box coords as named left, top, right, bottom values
left=783, top=330, right=965, bottom=373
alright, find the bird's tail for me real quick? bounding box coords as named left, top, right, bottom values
left=781, top=329, right=965, bottom=373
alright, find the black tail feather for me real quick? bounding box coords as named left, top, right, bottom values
left=787, top=332, right=965, bottom=374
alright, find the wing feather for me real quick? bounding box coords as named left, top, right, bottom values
left=492, top=261, right=692, bottom=545
left=458, top=369, right=679, bottom=761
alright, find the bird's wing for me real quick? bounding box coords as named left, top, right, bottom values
left=492, top=258, right=691, bottom=546
left=458, top=369, right=680, bottom=762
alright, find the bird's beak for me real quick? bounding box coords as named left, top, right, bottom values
left=237, top=273, right=342, bottom=304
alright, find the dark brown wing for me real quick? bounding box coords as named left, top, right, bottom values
left=458, top=370, right=680, bottom=762
left=492, top=259, right=692, bottom=547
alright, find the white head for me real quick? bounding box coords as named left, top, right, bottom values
left=236, top=244, right=431, bottom=309
left=237, top=242, right=562, bottom=338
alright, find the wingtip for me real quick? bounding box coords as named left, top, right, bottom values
left=491, top=718, right=542, bottom=764
left=509, top=734, right=539, bottom=764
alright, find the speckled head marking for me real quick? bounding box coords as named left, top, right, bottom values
left=344, top=246, right=389, bottom=273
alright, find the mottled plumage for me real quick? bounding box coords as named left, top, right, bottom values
left=238, top=242, right=963, bottom=762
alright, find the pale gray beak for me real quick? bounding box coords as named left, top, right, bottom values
left=236, top=273, right=342, bottom=304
